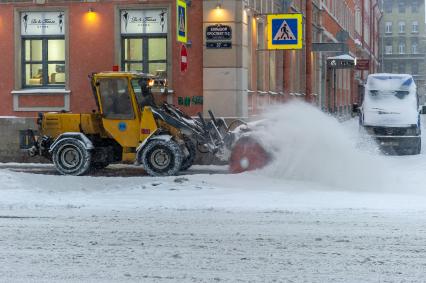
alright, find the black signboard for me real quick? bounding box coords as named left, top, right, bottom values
left=327, top=58, right=355, bottom=69
left=206, top=42, right=232, bottom=49
left=206, top=24, right=232, bottom=40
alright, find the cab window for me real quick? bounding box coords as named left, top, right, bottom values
left=98, top=78, right=134, bottom=119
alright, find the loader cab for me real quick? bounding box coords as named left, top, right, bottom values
left=92, top=72, right=158, bottom=160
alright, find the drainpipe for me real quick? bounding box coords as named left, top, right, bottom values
left=306, top=0, right=313, bottom=102
left=371, top=1, right=379, bottom=73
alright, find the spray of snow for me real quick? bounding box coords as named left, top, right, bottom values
left=254, top=100, right=393, bottom=191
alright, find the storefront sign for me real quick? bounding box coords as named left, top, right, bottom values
left=21, top=11, right=65, bottom=35
left=177, top=0, right=187, bottom=43
left=121, top=9, right=168, bottom=34
left=355, top=59, right=370, bottom=70
left=206, top=42, right=232, bottom=49
left=206, top=24, right=232, bottom=40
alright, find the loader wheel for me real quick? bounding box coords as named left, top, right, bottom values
left=181, top=137, right=196, bottom=171
left=142, top=139, right=183, bottom=176
left=52, top=139, right=92, bottom=176
left=229, top=136, right=270, bottom=173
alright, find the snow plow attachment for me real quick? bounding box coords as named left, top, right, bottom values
left=229, top=135, right=271, bottom=173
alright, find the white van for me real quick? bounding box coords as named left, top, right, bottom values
left=359, top=73, right=421, bottom=155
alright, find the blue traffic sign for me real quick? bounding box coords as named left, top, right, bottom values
left=267, top=14, right=303, bottom=50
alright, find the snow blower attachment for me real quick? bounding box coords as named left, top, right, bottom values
left=22, top=71, right=271, bottom=176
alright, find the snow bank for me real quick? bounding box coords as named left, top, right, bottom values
left=254, top=101, right=392, bottom=191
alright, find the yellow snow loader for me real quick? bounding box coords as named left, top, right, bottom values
left=23, top=71, right=268, bottom=176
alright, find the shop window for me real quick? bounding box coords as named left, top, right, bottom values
left=23, top=38, right=65, bottom=87
left=120, top=9, right=168, bottom=79
left=122, top=37, right=167, bottom=77
left=20, top=11, right=66, bottom=88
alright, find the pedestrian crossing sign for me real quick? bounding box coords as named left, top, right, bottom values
left=267, top=14, right=303, bottom=50
left=177, top=0, right=187, bottom=43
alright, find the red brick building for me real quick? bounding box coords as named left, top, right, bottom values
left=0, top=0, right=381, bottom=119
left=0, top=0, right=204, bottom=117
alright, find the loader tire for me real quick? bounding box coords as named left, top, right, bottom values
left=181, top=137, right=196, bottom=171
left=52, top=139, right=92, bottom=176
left=142, top=139, right=183, bottom=176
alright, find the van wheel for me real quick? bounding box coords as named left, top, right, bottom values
left=52, top=139, right=92, bottom=176
left=142, top=139, right=183, bottom=176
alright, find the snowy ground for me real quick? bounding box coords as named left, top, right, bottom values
left=2, top=102, right=426, bottom=282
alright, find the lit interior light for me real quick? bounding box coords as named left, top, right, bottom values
left=215, top=3, right=222, bottom=9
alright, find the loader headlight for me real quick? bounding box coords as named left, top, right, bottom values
left=148, top=79, right=155, bottom=87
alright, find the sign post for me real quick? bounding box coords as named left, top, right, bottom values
left=177, top=0, right=187, bottom=43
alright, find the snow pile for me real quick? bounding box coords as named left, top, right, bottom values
left=254, top=101, right=390, bottom=191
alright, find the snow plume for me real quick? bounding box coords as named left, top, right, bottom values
left=254, top=100, right=390, bottom=191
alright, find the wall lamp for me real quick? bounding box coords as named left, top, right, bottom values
left=215, top=0, right=223, bottom=9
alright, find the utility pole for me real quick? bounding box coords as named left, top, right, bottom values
left=305, top=0, right=313, bottom=102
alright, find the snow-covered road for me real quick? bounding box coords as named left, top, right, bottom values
left=2, top=102, right=426, bottom=282
left=1, top=208, right=426, bottom=282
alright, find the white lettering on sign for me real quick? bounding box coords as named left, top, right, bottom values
left=205, top=24, right=232, bottom=40
left=21, top=11, right=65, bottom=35
left=121, top=9, right=168, bottom=34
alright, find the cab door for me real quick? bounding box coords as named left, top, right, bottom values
left=96, top=77, right=140, bottom=150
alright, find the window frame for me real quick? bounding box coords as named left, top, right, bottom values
left=385, top=22, right=392, bottom=33
left=398, top=0, right=406, bottom=13
left=399, top=42, right=405, bottom=54
left=121, top=34, right=167, bottom=76
left=412, top=21, right=419, bottom=33
left=21, top=35, right=65, bottom=88
left=398, top=21, right=405, bottom=33
left=412, top=0, right=418, bottom=12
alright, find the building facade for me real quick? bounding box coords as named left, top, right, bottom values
left=0, top=0, right=381, bottom=120
left=380, top=0, right=426, bottom=99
